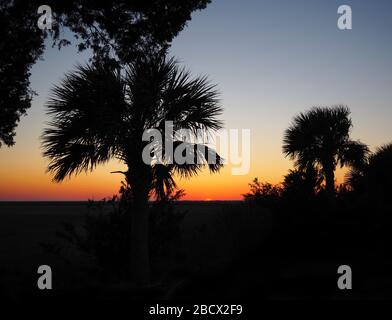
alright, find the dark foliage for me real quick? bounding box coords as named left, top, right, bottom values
left=243, top=178, right=282, bottom=209
left=282, top=165, right=323, bottom=203
left=53, top=189, right=187, bottom=281
left=0, top=1, right=45, bottom=146
left=346, top=142, right=392, bottom=218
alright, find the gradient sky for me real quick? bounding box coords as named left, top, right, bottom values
left=1, top=0, right=392, bottom=200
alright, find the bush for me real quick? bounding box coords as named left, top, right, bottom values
left=242, top=178, right=282, bottom=209
left=47, top=190, right=187, bottom=282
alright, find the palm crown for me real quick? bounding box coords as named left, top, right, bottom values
left=346, top=143, right=392, bottom=198
left=42, top=54, right=223, bottom=200
left=283, top=105, right=369, bottom=196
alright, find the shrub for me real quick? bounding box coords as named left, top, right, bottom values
left=243, top=178, right=282, bottom=208
left=47, top=190, right=187, bottom=282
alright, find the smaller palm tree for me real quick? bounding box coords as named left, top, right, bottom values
left=283, top=105, right=369, bottom=199
left=346, top=143, right=392, bottom=199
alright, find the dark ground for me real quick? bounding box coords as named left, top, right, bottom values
left=0, top=201, right=392, bottom=300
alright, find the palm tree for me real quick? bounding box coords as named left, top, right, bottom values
left=283, top=105, right=369, bottom=199
left=346, top=143, right=392, bottom=199
left=41, top=54, right=223, bottom=285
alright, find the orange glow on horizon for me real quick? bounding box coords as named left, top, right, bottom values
left=0, top=152, right=348, bottom=201
left=0, top=120, right=350, bottom=202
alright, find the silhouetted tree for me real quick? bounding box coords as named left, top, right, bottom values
left=0, top=1, right=45, bottom=147
left=243, top=178, right=282, bottom=208
left=41, top=54, right=223, bottom=285
left=347, top=143, right=392, bottom=202
left=283, top=106, right=369, bottom=200
left=1, top=0, right=211, bottom=147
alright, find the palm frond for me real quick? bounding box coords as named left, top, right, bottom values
left=338, top=140, right=369, bottom=168
left=151, top=163, right=177, bottom=200
left=170, top=141, right=223, bottom=178
left=42, top=63, right=127, bottom=181
left=164, top=72, right=223, bottom=133
left=125, top=55, right=223, bottom=133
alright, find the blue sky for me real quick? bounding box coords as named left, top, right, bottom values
left=170, top=0, right=392, bottom=147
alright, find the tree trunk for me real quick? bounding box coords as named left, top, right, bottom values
left=129, top=172, right=151, bottom=286
left=130, top=199, right=150, bottom=286
left=324, top=163, right=335, bottom=201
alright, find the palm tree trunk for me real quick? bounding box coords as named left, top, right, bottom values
left=129, top=171, right=151, bottom=286
left=324, top=163, right=335, bottom=200
left=130, top=197, right=150, bottom=286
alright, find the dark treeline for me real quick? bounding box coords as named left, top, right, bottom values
left=238, top=106, right=392, bottom=299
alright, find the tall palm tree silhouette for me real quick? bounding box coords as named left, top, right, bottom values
left=41, top=54, right=223, bottom=285
left=283, top=105, right=368, bottom=199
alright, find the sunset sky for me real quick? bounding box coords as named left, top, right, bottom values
left=1, top=0, right=392, bottom=201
